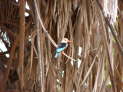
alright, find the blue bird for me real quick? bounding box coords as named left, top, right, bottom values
left=54, top=38, right=71, bottom=58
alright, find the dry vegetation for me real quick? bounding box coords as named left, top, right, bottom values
left=0, top=0, right=123, bottom=92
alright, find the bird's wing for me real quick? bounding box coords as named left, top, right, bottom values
left=56, top=43, right=68, bottom=53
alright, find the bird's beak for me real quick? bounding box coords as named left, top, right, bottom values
left=67, top=40, right=72, bottom=43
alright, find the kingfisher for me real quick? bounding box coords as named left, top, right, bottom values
left=54, top=38, right=72, bottom=58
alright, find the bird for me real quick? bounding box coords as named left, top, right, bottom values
left=54, top=38, right=71, bottom=58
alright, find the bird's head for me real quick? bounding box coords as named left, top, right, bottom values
left=61, top=38, right=72, bottom=43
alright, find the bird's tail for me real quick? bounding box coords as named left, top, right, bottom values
left=54, top=52, right=60, bottom=58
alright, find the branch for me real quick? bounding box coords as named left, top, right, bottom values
left=62, top=52, right=77, bottom=62
left=18, top=0, right=25, bottom=90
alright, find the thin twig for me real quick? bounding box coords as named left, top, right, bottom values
left=81, top=52, right=98, bottom=86
left=81, top=45, right=100, bottom=86
left=34, top=0, right=57, bottom=47
left=62, top=52, right=77, bottom=62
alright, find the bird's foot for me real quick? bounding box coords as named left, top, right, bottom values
left=61, top=51, right=64, bottom=54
